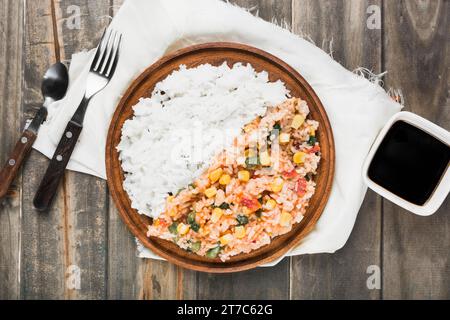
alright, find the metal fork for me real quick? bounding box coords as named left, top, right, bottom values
left=33, top=29, right=122, bottom=211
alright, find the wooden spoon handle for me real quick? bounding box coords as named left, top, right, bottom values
left=0, top=130, right=37, bottom=199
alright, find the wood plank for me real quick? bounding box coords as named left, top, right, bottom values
left=382, top=0, right=450, bottom=299
left=103, top=0, right=174, bottom=300
left=0, top=0, right=24, bottom=300
left=103, top=0, right=143, bottom=299
left=135, top=260, right=180, bottom=300
left=107, top=203, right=141, bottom=299
left=102, top=0, right=143, bottom=300
left=50, top=0, right=114, bottom=300
left=197, top=261, right=290, bottom=299
left=290, top=0, right=382, bottom=299
left=104, top=0, right=198, bottom=300
left=20, top=0, right=67, bottom=299
left=196, top=0, right=292, bottom=300
left=20, top=0, right=111, bottom=300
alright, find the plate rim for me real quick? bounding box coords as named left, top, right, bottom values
left=106, top=42, right=335, bottom=273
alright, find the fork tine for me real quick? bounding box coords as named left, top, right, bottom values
left=99, top=31, right=118, bottom=75
left=93, top=29, right=112, bottom=72
left=90, top=29, right=106, bottom=70
left=98, top=31, right=117, bottom=75
left=105, top=33, right=122, bottom=78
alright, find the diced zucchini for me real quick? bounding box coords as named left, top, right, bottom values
left=219, top=202, right=231, bottom=210
left=187, top=212, right=196, bottom=225
left=308, top=135, right=317, bottom=146
left=206, top=245, right=221, bottom=259
left=236, top=214, right=249, bottom=226
left=168, top=222, right=178, bottom=235
left=245, top=156, right=260, bottom=168
left=190, top=222, right=200, bottom=232
left=187, top=212, right=200, bottom=232
left=190, top=241, right=201, bottom=253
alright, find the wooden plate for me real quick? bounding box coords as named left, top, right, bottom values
left=106, top=42, right=335, bottom=273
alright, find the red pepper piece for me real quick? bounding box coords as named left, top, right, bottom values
left=295, top=178, right=308, bottom=197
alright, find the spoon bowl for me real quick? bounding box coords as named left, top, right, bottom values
left=41, top=62, right=69, bottom=103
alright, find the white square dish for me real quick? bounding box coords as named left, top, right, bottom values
left=362, top=111, right=450, bottom=216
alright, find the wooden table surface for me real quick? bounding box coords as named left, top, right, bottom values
left=0, top=0, right=448, bottom=300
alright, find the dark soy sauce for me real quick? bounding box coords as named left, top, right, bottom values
left=368, top=120, right=450, bottom=206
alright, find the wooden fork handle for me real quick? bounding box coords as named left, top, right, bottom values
left=0, top=130, right=37, bottom=199
left=33, top=121, right=82, bottom=211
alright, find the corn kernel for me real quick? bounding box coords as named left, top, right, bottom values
left=167, top=195, right=174, bottom=202
left=234, top=226, right=246, bottom=239
left=177, top=223, right=190, bottom=235
left=238, top=170, right=250, bottom=182
left=279, top=211, right=293, bottom=227
left=279, top=133, right=291, bottom=144
left=204, top=187, right=217, bottom=198
left=271, top=177, right=284, bottom=193
left=244, top=148, right=257, bottom=158
left=211, top=207, right=223, bottom=223
left=265, top=199, right=277, bottom=210
left=220, top=233, right=233, bottom=245
left=309, top=128, right=316, bottom=136
left=209, top=168, right=223, bottom=183
left=168, top=208, right=177, bottom=217
left=259, top=151, right=271, bottom=166
left=219, top=174, right=231, bottom=185
left=293, top=152, right=307, bottom=164
left=291, top=114, right=305, bottom=129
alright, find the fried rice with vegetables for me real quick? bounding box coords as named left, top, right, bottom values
left=147, top=98, right=321, bottom=261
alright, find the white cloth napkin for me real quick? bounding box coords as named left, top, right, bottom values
left=33, top=0, right=402, bottom=263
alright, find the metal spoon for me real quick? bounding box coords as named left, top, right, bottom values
left=0, top=62, right=69, bottom=199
